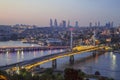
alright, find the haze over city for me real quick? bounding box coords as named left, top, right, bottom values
left=0, top=0, right=120, bottom=27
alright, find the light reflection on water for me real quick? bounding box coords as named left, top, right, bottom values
left=21, top=51, right=24, bottom=60
left=17, top=51, right=20, bottom=62
left=0, top=49, right=65, bottom=66
left=39, top=52, right=120, bottom=80
left=111, top=53, right=116, bottom=70
left=0, top=49, right=120, bottom=79
left=33, top=51, right=37, bottom=58
left=63, top=52, right=120, bottom=80
left=40, top=50, right=44, bottom=56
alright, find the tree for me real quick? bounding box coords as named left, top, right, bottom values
left=64, top=68, right=84, bottom=80
left=40, top=68, right=54, bottom=80
left=0, top=70, right=12, bottom=80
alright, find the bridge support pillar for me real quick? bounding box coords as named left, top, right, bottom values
left=52, top=59, right=57, bottom=69
left=92, top=51, right=97, bottom=57
left=69, top=55, right=74, bottom=64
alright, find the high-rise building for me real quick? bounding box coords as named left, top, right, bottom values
left=54, top=19, right=58, bottom=27
left=95, top=22, right=97, bottom=27
left=67, top=20, right=70, bottom=27
left=50, top=19, right=53, bottom=27
left=98, top=21, right=100, bottom=27
left=62, top=20, right=66, bottom=27
left=89, top=22, right=92, bottom=27
left=75, top=21, right=79, bottom=27
left=111, top=22, right=114, bottom=27
left=105, top=22, right=113, bottom=27
left=105, top=22, right=109, bottom=27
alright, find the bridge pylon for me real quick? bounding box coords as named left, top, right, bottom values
left=52, top=59, right=57, bottom=69
left=92, top=51, right=97, bottom=57
left=69, top=55, right=74, bottom=64
left=92, top=30, right=96, bottom=46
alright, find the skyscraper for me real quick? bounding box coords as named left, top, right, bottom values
left=105, top=22, right=111, bottom=28
left=62, top=20, right=66, bottom=27
left=98, top=21, right=100, bottom=27
left=54, top=19, right=58, bottom=27
left=67, top=20, right=70, bottom=27
left=106, top=22, right=113, bottom=27
left=111, top=22, right=114, bottom=27
left=89, top=22, right=92, bottom=27
left=95, top=22, right=97, bottom=27
left=50, top=19, right=53, bottom=27
left=75, top=21, right=79, bottom=27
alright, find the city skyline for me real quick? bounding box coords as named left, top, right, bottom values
left=0, top=0, right=120, bottom=27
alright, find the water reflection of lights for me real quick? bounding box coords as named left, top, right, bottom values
left=110, top=52, right=116, bottom=60
left=110, top=52, right=116, bottom=70
left=21, top=51, right=24, bottom=60
left=17, top=51, right=20, bottom=62
left=6, top=51, right=9, bottom=58
left=6, top=51, right=10, bottom=64
left=110, top=52, right=113, bottom=57
left=105, top=52, right=108, bottom=58
left=60, top=49, right=63, bottom=52
left=33, top=51, right=36, bottom=58
left=48, top=50, right=51, bottom=54
left=40, top=50, right=43, bottom=56
left=54, top=50, right=57, bottom=53
left=31, top=44, right=34, bottom=47
left=112, top=54, right=116, bottom=63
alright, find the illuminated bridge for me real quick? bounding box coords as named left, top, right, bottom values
left=0, top=45, right=110, bottom=71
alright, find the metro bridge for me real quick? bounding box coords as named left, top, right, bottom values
left=0, top=45, right=110, bottom=71
left=0, top=46, right=69, bottom=53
